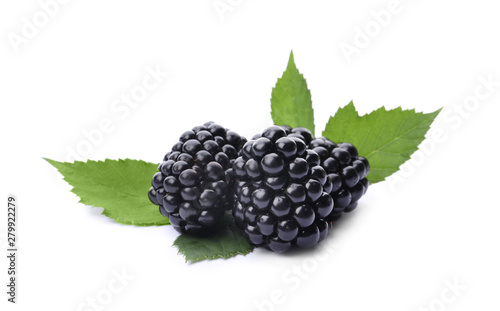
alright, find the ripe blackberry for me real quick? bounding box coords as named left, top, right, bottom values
left=148, top=121, right=246, bottom=235
left=307, top=137, right=370, bottom=222
left=232, top=126, right=332, bottom=253
left=271, top=126, right=370, bottom=222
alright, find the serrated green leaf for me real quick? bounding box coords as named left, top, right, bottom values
left=271, top=51, right=315, bottom=133
left=45, top=158, right=169, bottom=226
left=323, top=102, right=441, bottom=183
left=173, top=215, right=254, bottom=263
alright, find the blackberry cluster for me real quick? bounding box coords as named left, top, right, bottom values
left=148, top=121, right=246, bottom=235
left=308, top=137, right=369, bottom=222
left=232, top=126, right=333, bottom=253
left=148, top=121, right=370, bottom=253
left=268, top=126, right=370, bottom=222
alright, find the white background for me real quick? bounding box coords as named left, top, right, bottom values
left=1, top=1, right=500, bottom=310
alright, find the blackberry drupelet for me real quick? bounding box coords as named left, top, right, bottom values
left=307, top=137, right=370, bottom=222
left=232, top=126, right=332, bottom=253
left=148, top=121, right=246, bottom=235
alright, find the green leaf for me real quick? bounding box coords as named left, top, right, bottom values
left=45, top=158, right=169, bottom=226
left=173, top=215, right=254, bottom=263
left=323, top=102, right=442, bottom=184
left=271, top=51, right=315, bottom=133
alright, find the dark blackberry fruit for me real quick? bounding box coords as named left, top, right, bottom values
left=149, top=121, right=246, bottom=235
left=289, top=127, right=314, bottom=145
left=232, top=126, right=332, bottom=253
left=308, top=137, right=370, bottom=222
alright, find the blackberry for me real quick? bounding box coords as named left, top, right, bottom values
left=307, top=137, right=370, bottom=222
left=148, top=121, right=246, bottom=235
left=265, top=126, right=370, bottom=223
left=232, top=126, right=332, bottom=253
